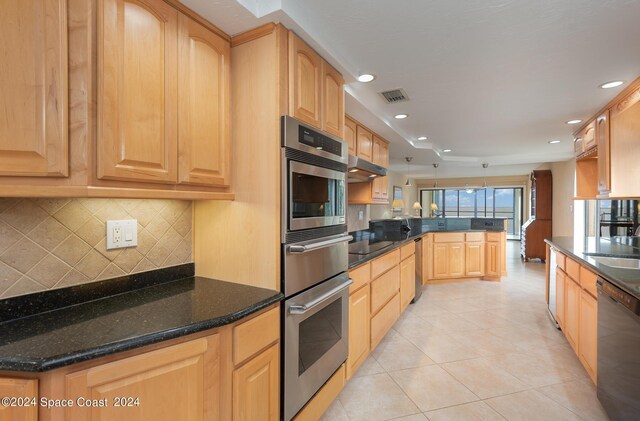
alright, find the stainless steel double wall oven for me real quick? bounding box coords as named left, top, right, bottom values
left=281, top=116, right=352, bottom=421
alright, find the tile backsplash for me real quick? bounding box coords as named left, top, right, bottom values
left=0, top=198, right=192, bottom=299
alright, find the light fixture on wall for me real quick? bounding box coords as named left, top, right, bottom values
left=404, top=157, right=413, bottom=186
left=432, top=163, right=440, bottom=188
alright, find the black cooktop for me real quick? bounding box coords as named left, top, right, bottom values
left=348, top=240, right=394, bottom=255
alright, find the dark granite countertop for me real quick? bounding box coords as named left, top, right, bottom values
left=545, top=237, right=640, bottom=299
left=0, top=266, right=282, bottom=372
left=348, top=220, right=505, bottom=269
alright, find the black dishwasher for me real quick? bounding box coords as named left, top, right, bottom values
left=597, top=277, right=640, bottom=420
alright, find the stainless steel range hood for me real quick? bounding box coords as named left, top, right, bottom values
left=348, top=155, right=387, bottom=182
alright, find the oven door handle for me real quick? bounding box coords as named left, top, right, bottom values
left=288, top=235, right=353, bottom=254
left=289, top=278, right=353, bottom=314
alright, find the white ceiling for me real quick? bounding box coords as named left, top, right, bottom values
left=183, top=0, right=640, bottom=178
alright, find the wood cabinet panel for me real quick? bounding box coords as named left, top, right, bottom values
left=400, top=241, right=416, bottom=261
left=372, top=136, right=389, bottom=167
left=355, top=125, right=373, bottom=161
left=66, top=334, right=221, bottom=420
left=485, top=241, right=500, bottom=277
left=178, top=14, right=230, bottom=187
left=400, top=254, right=416, bottom=312
left=321, top=62, right=344, bottom=138
left=556, top=268, right=566, bottom=329
left=610, top=85, right=640, bottom=198
left=370, top=293, right=400, bottom=349
left=233, top=344, right=279, bottom=421
left=0, top=378, right=37, bottom=421
left=371, top=176, right=388, bottom=202
left=288, top=32, right=321, bottom=128
left=370, top=265, right=400, bottom=315
left=434, top=233, right=465, bottom=243
left=349, top=262, right=371, bottom=293
left=448, top=243, right=465, bottom=278
left=371, top=249, right=400, bottom=279
left=0, top=0, right=68, bottom=177
left=566, top=258, right=580, bottom=283
left=583, top=120, right=596, bottom=151
left=579, top=267, right=598, bottom=298
left=465, top=242, right=485, bottom=276
left=347, top=284, right=370, bottom=379
left=466, top=232, right=485, bottom=242
left=433, top=243, right=449, bottom=279
left=556, top=252, right=566, bottom=271
left=344, top=117, right=357, bottom=156
left=98, top=0, right=179, bottom=184
left=233, top=307, right=279, bottom=366
left=579, top=289, right=597, bottom=384
left=596, top=111, right=610, bottom=195
left=565, top=277, right=580, bottom=353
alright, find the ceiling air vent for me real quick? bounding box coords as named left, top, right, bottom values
left=379, top=88, right=409, bottom=103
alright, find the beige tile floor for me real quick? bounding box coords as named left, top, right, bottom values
left=321, top=242, right=610, bottom=421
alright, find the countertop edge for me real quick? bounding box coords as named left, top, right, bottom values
left=0, top=292, right=284, bottom=373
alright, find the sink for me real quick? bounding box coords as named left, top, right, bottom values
left=589, top=256, right=640, bottom=269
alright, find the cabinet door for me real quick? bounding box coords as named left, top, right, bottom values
left=610, top=86, right=640, bottom=197
left=465, top=242, right=485, bottom=276
left=233, top=344, right=279, bottom=421
left=356, top=125, right=373, bottom=161
left=288, top=32, right=321, bottom=128
left=98, top=0, right=178, bottom=184
left=177, top=14, right=230, bottom=187
left=448, top=243, right=465, bottom=278
left=372, top=176, right=388, bottom=202
left=400, top=255, right=416, bottom=311
left=583, top=120, right=596, bottom=151
left=556, top=268, right=566, bottom=329
left=372, top=136, right=385, bottom=166
left=596, top=111, right=610, bottom=195
left=485, top=241, right=500, bottom=277
left=433, top=244, right=449, bottom=278
left=579, top=290, right=597, bottom=383
left=66, top=335, right=222, bottom=420
left=0, top=378, right=38, bottom=421
left=380, top=141, right=389, bottom=168
left=321, top=62, right=344, bottom=138
left=344, top=117, right=357, bottom=155
left=0, top=0, right=68, bottom=177
left=347, top=285, right=370, bottom=379
left=565, top=277, right=580, bottom=352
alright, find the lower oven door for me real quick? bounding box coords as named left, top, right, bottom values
left=284, top=272, right=352, bottom=421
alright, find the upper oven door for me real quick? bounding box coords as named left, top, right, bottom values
left=288, top=160, right=346, bottom=232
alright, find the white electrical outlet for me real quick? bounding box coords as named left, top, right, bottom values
left=106, top=219, right=138, bottom=250
left=358, top=210, right=364, bottom=221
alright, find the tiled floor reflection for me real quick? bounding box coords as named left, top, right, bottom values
left=321, top=242, right=609, bottom=421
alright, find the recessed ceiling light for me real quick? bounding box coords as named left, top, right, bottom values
left=357, top=74, right=375, bottom=83
left=349, top=169, right=359, bottom=173
left=566, top=119, right=582, bottom=125
left=369, top=174, right=377, bottom=178
left=443, top=149, right=452, bottom=153
left=600, top=81, right=624, bottom=89
left=548, top=140, right=561, bottom=144
left=394, top=114, right=408, bottom=119
left=417, top=136, right=427, bottom=141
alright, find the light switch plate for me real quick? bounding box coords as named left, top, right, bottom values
left=106, top=219, right=138, bottom=250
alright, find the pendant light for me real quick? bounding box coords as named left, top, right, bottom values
left=482, top=163, right=489, bottom=188
left=432, top=163, right=439, bottom=188
left=404, top=157, right=413, bottom=186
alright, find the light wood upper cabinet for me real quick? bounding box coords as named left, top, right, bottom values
left=0, top=378, right=37, bottom=421
left=0, top=0, right=68, bottom=177
left=344, top=117, right=357, bottom=155
left=371, top=176, right=389, bottom=202
left=579, top=289, right=597, bottom=383
left=356, top=125, right=373, bottom=161
left=178, top=14, right=230, bottom=187
left=582, top=120, right=596, bottom=151
left=322, top=62, right=344, bottom=138
left=372, top=136, right=389, bottom=168
left=610, top=85, right=640, bottom=198
left=233, top=344, right=280, bottom=421
left=98, top=0, right=178, bottom=184
left=347, top=284, right=370, bottom=379
left=465, top=242, right=485, bottom=276
left=66, top=334, right=222, bottom=420
left=596, top=111, right=610, bottom=195
left=289, top=32, right=322, bottom=128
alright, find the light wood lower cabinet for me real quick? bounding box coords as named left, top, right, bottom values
left=400, top=254, right=416, bottom=312
left=66, top=335, right=221, bottom=421
left=0, top=378, right=38, bottom=421
left=346, top=284, right=370, bottom=379
left=556, top=268, right=566, bottom=329
left=370, top=266, right=400, bottom=314
left=371, top=293, right=400, bottom=349
left=465, top=242, right=484, bottom=277
left=485, top=241, right=501, bottom=277
left=565, top=276, right=581, bottom=353
left=579, top=290, right=598, bottom=383
left=233, top=344, right=279, bottom=421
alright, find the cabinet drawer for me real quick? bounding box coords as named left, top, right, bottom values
left=371, top=293, right=400, bottom=349
left=370, top=265, right=400, bottom=315
left=580, top=266, right=598, bottom=298
left=566, top=258, right=580, bottom=282
left=434, top=233, right=464, bottom=243
left=486, top=232, right=501, bottom=242
left=233, top=307, right=280, bottom=365
left=556, top=252, right=566, bottom=271
left=466, top=232, right=485, bottom=242
left=349, top=262, right=371, bottom=293
left=371, top=249, right=400, bottom=279
left=400, top=241, right=415, bottom=260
